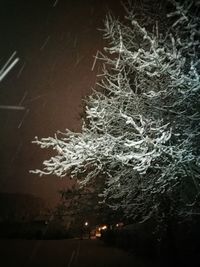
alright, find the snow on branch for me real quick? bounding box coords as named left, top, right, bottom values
left=31, top=0, right=200, bottom=221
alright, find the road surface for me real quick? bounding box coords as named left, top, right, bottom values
left=0, top=238, right=155, bottom=267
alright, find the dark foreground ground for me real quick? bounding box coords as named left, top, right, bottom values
left=0, top=238, right=156, bottom=267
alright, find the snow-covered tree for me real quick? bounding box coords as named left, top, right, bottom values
left=31, top=0, right=200, bottom=224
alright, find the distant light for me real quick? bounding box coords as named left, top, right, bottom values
left=101, top=225, right=107, bottom=230
left=98, top=225, right=107, bottom=231
left=95, top=232, right=101, bottom=237
left=116, top=222, right=124, bottom=228
left=84, top=221, right=88, bottom=226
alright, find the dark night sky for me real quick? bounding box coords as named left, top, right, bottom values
left=0, top=0, right=121, bottom=206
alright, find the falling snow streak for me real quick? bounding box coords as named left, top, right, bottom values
left=18, top=91, right=28, bottom=106
left=11, top=142, right=23, bottom=163
left=53, top=0, right=59, bottom=7
left=67, top=250, right=75, bottom=267
left=0, top=51, right=17, bottom=74
left=0, top=51, right=19, bottom=82
left=28, top=94, right=46, bottom=103
left=18, top=109, right=30, bottom=129
left=73, top=36, right=78, bottom=48
left=0, top=105, right=25, bottom=110
left=17, top=62, right=26, bottom=78
left=40, top=36, right=50, bottom=51
left=42, top=100, right=47, bottom=109
left=75, top=53, right=84, bottom=67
